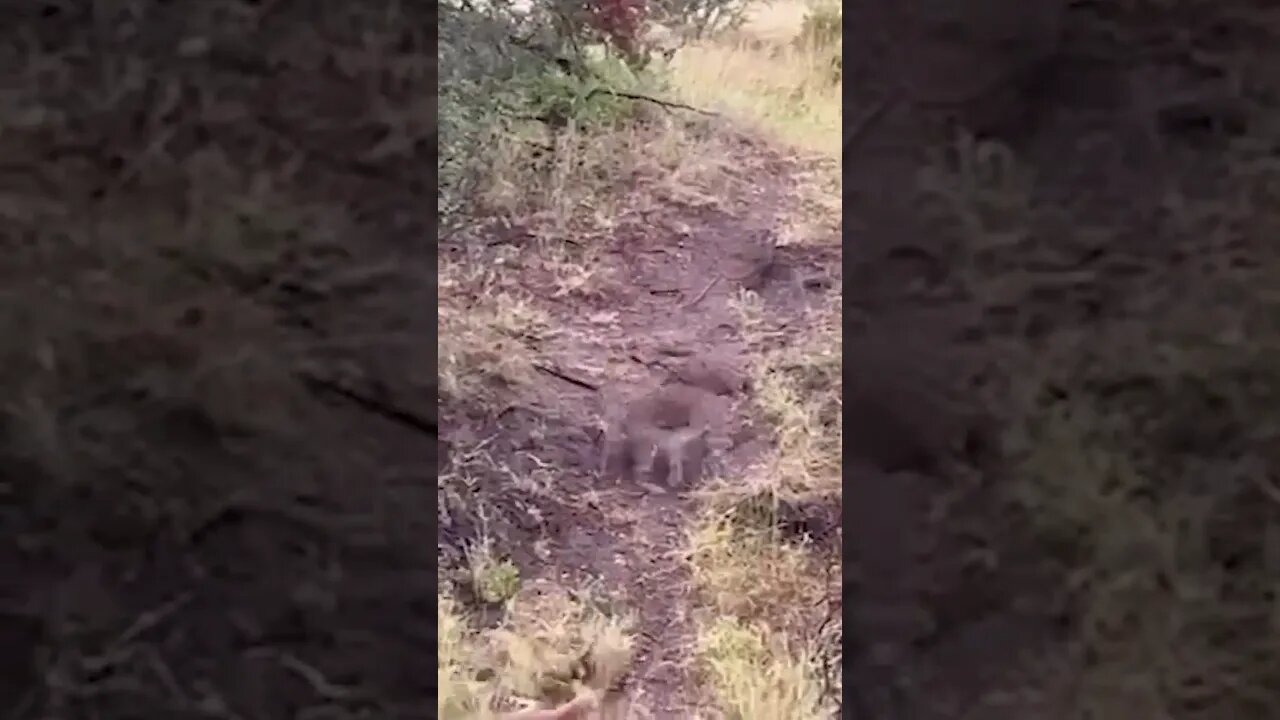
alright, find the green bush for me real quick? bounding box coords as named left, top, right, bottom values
left=438, top=2, right=653, bottom=225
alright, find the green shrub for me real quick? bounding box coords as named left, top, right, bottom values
left=438, top=2, right=654, bottom=225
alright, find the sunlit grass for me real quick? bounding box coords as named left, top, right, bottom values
left=667, top=1, right=840, bottom=157
left=696, top=617, right=833, bottom=720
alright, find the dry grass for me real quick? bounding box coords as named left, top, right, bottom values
left=438, top=273, right=553, bottom=405
left=667, top=1, right=840, bottom=157
left=440, top=595, right=495, bottom=719
left=437, top=582, right=636, bottom=719
left=739, top=1, right=813, bottom=41
left=722, top=292, right=842, bottom=503
left=695, top=617, right=834, bottom=720
left=484, top=120, right=742, bottom=229
left=687, top=511, right=830, bottom=630
left=685, top=255, right=842, bottom=718
left=476, top=123, right=636, bottom=234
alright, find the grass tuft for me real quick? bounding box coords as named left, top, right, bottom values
left=696, top=617, right=833, bottom=720
left=468, top=537, right=524, bottom=606
left=437, top=581, right=635, bottom=719
left=726, top=292, right=842, bottom=503
left=440, top=596, right=495, bottom=719
left=687, top=510, right=828, bottom=630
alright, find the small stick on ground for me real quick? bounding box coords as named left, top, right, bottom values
left=683, top=274, right=721, bottom=310
left=534, top=363, right=600, bottom=391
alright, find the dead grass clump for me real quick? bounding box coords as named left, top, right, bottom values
left=448, top=117, right=740, bottom=306
left=695, top=616, right=834, bottom=720
left=488, top=582, right=635, bottom=701
left=440, top=595, right=495, bottom=719
left=477, top=122, right=636, bottom=233
left=438, top=268, right=553, bottom=406
left=437, top=581, right=635, bottom=719
left=473, top=114, right=739, bottom=240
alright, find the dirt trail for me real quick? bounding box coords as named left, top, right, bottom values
left=537, top=138, right=839, bottom=715
left=441, top=132, right=840, bottom=716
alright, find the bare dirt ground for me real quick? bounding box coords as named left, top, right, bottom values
left=439, top=125, right=841, bottom=716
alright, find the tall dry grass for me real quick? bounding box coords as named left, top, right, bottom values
left=667, top=1, right=841, bottom=157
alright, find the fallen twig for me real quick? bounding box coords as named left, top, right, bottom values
left=682, top=274, right=721, bottom=309
left=534, top=363, right=599, bottom=392
left=583, top=88, right=719, bottom=117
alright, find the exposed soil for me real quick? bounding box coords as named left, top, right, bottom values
left=438, top=131, right=841, bottom=715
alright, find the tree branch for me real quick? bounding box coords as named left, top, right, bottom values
left=582, top=87, right=719, bottom=116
